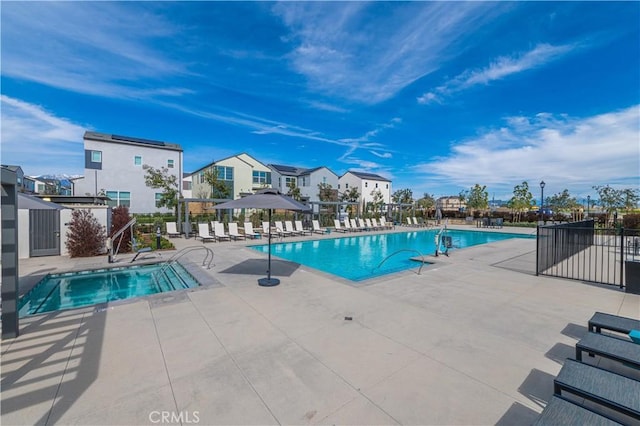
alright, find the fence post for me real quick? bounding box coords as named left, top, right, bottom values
left=535, top=225, right=539, bottom=276
left=620, top=227, right=625, bottom=289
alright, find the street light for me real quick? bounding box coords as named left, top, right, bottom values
left=539, top=181, right=546, bottom=223
left=587, top=195, right=591, bottom=218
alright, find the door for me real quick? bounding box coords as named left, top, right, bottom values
left=29, top=209, right=60, bottom=257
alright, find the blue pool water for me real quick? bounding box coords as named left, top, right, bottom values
left=18, top=262, right=200, bottom=317
left=251, top=229, right=533, bottom=281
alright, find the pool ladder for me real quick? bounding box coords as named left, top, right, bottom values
left=374, top=249, right=427, bottom=276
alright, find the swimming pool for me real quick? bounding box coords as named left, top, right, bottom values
left=18, top=262, right=200, bottom=317
left=250, top=229, right=533, bottom=281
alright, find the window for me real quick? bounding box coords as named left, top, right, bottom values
left=345, top=183, right=349, bottom=189
left=91, top=151, right=102, bottom=163
left=134, top=156, right=142, bottom=166
left=252, top=171, right=271, bottom=185
left=106, top=191, right=131, bottom=208
left=215, top=166, right=233, bottom=180
left=322, top=176, right=327, bottom=184
left=167, top=159, right=174, bottom=168
left=199, top=171, right=205, bottom=184
left=375, top=183, right=378, bottom=188
left=155, top=193, right=163, bottom=208
left=85, top=149, right=102, bottom=170
left=183, top=181, right=192, bottom=191
left=365, top=182, right=368, bottom=188
left=386, top=184, right=389, bottom=189
left=285, top=177, right=296, bottom=188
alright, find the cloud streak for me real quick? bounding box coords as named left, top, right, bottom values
left=418, top=43, right=576, bottom=104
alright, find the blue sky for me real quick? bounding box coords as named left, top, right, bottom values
left=1, top=1, right=638, bottom=201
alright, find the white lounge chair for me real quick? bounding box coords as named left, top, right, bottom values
left=365, top=218, right=377, bottom=230
left=333, top=219, right=348, bottom=233
left=342, top=219, right=354, bottom=232
left=312, top=220, right=325, bottom=235
left=274, top=221, right=293, bottom=237
left=228, top=222, right=246, bottom=240
left=243, top=222, right=261, bottom=239
left=412, top=217, right=426, bottom=227
left=262, top=221, right=271, bottom=235
left=372, top=218, right=382, bottom=230
left=196, top=223, right=215, bottom=243
left=350, top=218, right=363, bottom=232
left=380, top=217, right=393, bottom=229
left=295, top=220, right=312, bottom=236
left=406, top=217, right=414, bottom=227
left=213, top=222, right=231, bottom=242
left=165, top=221, right=181, bottom=238
left=285, top=220, right=301, bottom=236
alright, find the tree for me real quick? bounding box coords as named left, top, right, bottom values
left=341, top=187, right=360, bottom=217
left=109, top=206, right=133, bottom=253
left=143, top=165, right=178, bottom=212
left=370, top=189, right=384, bottom=215
left=547, top=189, right=582, bottom=220
left=461, top=184, right=489, bottom=216
left=507, top=181, right=534, bottom=222
left=66, top=209, right=106, bottom=257
left=416, top=193, right=435, bottom=216
left=317, top=182, right=337, bottom=202
left=203, top=167, right=230, bottom=199
left=392, top=188, right=413, bottom=205
left=287, top=180, right=302, bottom=201
left=593, top=185, right=640, bottom=222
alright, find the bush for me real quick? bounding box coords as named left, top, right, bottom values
left=66, top=209, right=106, bottom=257
left=623, top=214, right=640, bottom=230
left=110, top=206, right=132, bottom=253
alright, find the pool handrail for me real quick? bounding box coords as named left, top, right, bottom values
left=375, top=249, right=427, bottom=276
left=163, top=246, right=215, bottom=270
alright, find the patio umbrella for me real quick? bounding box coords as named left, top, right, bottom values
left=211, top=188, right=311, bottom=286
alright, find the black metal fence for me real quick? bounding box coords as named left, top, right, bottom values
left=536, top=220, right=639, bottom=288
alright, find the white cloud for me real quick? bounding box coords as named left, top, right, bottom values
left=0, top=96, right=87, bottom=176
left=274, top=2, right=508, bottom=104
left=412, top=105, right=640, bottom=198
left=418, top=43, right=576, bottom=104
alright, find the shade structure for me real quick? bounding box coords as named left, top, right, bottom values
left=211, top=188, right=311, bottom=286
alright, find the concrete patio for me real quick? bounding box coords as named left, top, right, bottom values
left=2, top=226, right=639, bottom=425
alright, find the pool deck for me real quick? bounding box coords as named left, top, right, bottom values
left=2, top=225, right=639, bottom=425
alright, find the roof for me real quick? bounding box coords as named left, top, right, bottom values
left=344, top=171, right=390, bottom=182
left=269, top=164, right=337, bottom=177
left=84, top=131, right=182, bottom=152
left=190, top=153, right=269, bottom=174
left=18, top=193, right=66, bottom=210
left=1, top=165, right=23, bottom=174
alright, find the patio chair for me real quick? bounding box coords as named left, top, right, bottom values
left=553, top=358, right=640, bottom=421
left=365, top=218, right=375, bottom=230
left=243, top=222, right=261, bottom=239
left=342, top=219, right=354, bottom=232
left=130, top=237, right=154, bottom=262
left=589, top=312, right=640, bottom=337
left=311, top=220, right=325, bottom=235
left=379, top=217, right=393, bottom=229
left=228, top=222, right=246, bottom=241
left=196, top=223, right=215, bottom=243
left=285, top=220, right=302, bottom=236
left=575, top=332, right=640, bottom=369
left=213, top=222, right=231, bottom=242
left=262, top=221, right=270, bottom=235
left=333, top=219, right=348, bottom=233
left=533, top=395, right=622, bottom=426
left=406, top=217, right=414, bottom=227
left=274, top=221, right=293, bottom=237
left=350, top=218, right=363, bottom=232
left=372, top=218, right=383, bottom=230
left=165, top=221, right=181, bottom=238
left=295, top=220, right=312, bottom=236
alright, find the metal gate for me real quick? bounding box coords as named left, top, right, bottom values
left=29, top=209, right=60, bottom=257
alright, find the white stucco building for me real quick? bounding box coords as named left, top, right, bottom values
left=74, top=132, right=183, bottom=213
left=338, top=171, right=392, bottom=205
left=268, top=164, right=339, bottom=202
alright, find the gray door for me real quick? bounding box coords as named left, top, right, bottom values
left=29, top=209, right=60, bottom=257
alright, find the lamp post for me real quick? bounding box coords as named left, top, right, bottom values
left=539, top=181, right=546, bottom=223
left=586, top=195, right=590, bottom=218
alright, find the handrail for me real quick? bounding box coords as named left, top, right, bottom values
left=163, top=246, right=215, bottom=269
left=109, top=217, right=137, bottom=262
left=374, top=249, right=426, bottom=275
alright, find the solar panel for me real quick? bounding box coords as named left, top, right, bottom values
left=112, top=134, right=166, bottom=147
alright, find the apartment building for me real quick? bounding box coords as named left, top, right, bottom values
left=74, top=132, right=183, bottom=213
left=268, top=164, right=339, bottom=201
left=338, top=171, right=392, bottom=206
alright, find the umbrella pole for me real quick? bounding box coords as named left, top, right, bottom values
left=258, top=208, right=280, bottom=286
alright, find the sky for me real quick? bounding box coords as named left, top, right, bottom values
left=1, top=1, right=639, bottom=201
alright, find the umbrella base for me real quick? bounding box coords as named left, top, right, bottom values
left=258, top=277, right=280, bottom=287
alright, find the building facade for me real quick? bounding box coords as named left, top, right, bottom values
left=190, top=153, right=272, bottom=201
left=268, top=164, right=339, bottom=202
left=338, top=171, right=392, bottom=206
left=74, top=132, right=183, bottom=213
left=436, top=196, right=466, bottom=212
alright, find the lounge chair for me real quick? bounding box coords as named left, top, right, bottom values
left=228, top=222, right=246, bottom=240
left=589, top=312, right=640, bottom=337
left=295, top=220, right=312, bottom=236
left=130, top=237, right=154, bottom=262
left=412, top=217, right=426, bottom=227
left=165, top=221, right=181, bottom=238
left=342, top=219, right=354, bottom=232
left=311, top=220, right=325, bottom=235
left=406, top=217, right=414, bottom=227
left=274, top=221, right=293, bottom=237
left=553, top=358, right=640, bottom=420
left=575, top=332, right=640, bottom=368
left=365, top=218, right=375, bottom=230
left=372, top=218, right=383, bottom=230
left=262, top=221, right=271, bottom=235
left=333, top=219, right=348, bottom=233
left=285, top=220, right=301, bottom=236
left=243, top=222, right=261, bottom=239
left=213, top=222, right=231, bottom=242
left=350, top=218, right=363, bottom=232
left=196, top=223, right=215, bottom=243
left=380, top=217, right=393, bottom=229
left=533, top=395, right=622, bottom=426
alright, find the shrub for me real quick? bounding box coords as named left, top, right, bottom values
left=110, top=206, right=132, bottom=253
left=623, top=214, right=640, bottom=230
left=66, top=209, right=106, bottom=257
